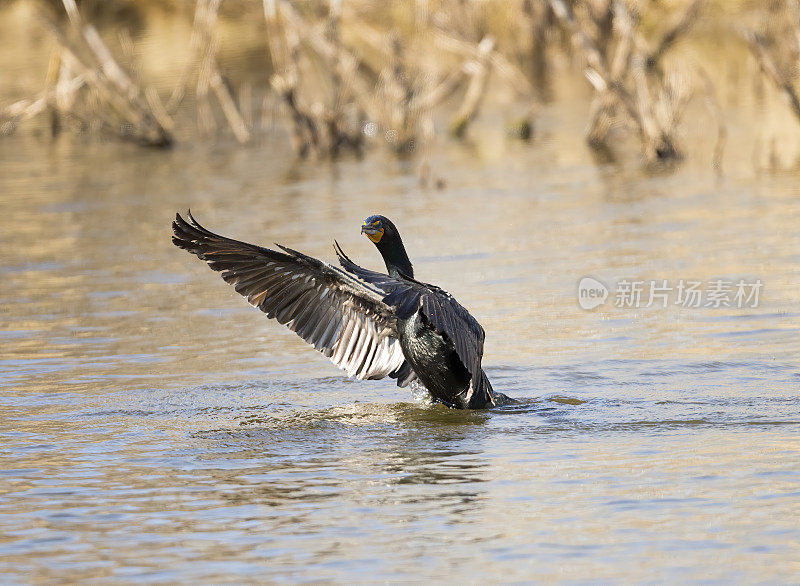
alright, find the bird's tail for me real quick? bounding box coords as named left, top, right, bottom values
left=467, top=368, right=504, bottom=409
left=467, top=369, right=516, bottom=409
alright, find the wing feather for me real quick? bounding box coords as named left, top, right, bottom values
left=172, top=212, right=407, bottom=381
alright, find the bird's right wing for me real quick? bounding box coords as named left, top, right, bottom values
left=172, top=212, right=409, bottom=381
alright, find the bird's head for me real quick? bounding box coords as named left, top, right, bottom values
left=361, top=215, right=392, bottom=244
left=361, top=215, right=413, bottom=278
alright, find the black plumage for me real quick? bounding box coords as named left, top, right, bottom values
left=172, top=212, right=504, bottom=409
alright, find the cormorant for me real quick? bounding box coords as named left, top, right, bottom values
left=171, top=212, right=504, bottom=409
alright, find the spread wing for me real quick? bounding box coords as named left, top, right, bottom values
left=335, top=242, right=486, bottom=390
left=172, top=212, right=410, bottom=381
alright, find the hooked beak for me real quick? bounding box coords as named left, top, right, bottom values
left=361, top=222, right=384, bottom=243
left=361, top=224, right=380, bottom=235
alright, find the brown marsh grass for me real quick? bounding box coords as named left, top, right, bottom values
left=2, top=0, right=800, bottom=170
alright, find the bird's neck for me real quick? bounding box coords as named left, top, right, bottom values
left=378, top=238, right=414, bottom=279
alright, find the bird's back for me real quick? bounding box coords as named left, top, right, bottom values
left=336, top=244, right=498, bottom=408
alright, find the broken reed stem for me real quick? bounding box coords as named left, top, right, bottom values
left=549, top=0, right=643, bottom=147
left=432, top=30, right=536, bottom=101
left=210, top=71, right=251, bottom=144
left=266, top=0, right=365, bottom=156
left=744, top=28, right=800, bottom=123
left=196, top=0, right=219, bottom=136
left=696, top=66, right=726, bottom=172
left=43, top=0, right=174, bottom=146
left=3, top=0, right=517, bottom=156
left=548, top=0, right=692, bottom=163
left=647, top=0, right=704, bottom=69
left=1, top=0, right=725, bottom=168
left=450, top=37, right=494, bottom=138
left=3, top=0, right=258, bottom=147
left=181, top=0, right=252, bottom=144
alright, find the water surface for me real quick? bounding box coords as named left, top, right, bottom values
left=2, top=35, right=800, bottom=584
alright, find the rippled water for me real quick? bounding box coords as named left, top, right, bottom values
left=2, top=23, right=800, bottom=582
left=2, top=131, right=799, bottom=582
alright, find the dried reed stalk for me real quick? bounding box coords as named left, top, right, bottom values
left=549, top=0, right=701, bottom=163
left=744, top=29, right=800, bottom=123
left=0, top=0, right=174, bottom=146
left=179, top=0, right=251, bottom=144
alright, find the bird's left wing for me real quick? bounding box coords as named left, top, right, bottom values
left=172, top=212, right=409, bottom=381
left=335, top=242, right=486, bottom=390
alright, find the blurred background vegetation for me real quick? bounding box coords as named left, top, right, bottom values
left=3, top=0, right=800, bottom=173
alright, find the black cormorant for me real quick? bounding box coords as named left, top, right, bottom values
left=172, top=212, right=504, bottom=409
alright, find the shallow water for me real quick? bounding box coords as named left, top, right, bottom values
left=2, top=21, right=800, bottom=582
left=2, top=129, right=799, bottom=582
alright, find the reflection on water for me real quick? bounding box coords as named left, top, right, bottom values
left=2, top=21, right=800, bottom=584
